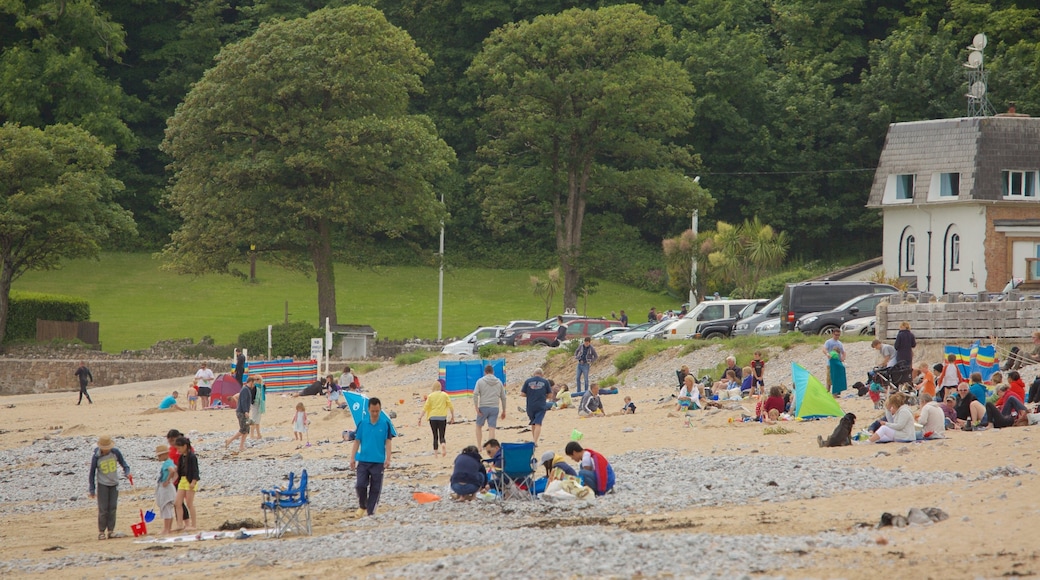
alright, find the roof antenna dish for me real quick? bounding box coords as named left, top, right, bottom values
left=965, top=33, right=993, bottom=117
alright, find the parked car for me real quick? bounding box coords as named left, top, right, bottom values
left=795, top=292, right=897, bottom=335
left=753, top=317, right=781, bottom=336
left=442, top=326, right=505, bottom=355
left=661, top=299, right=759, bottom=340
left=474, top=320, right=538, bottom=351
left=497, top=315, right=583, bottom=346
left=732, top=296, right=782, bottom=337
left=515, top=318, right=623, bottom=346
left=780, top=281, right=898, bottom=332
left=840, top=316, right=876, bottom=336
left=592, top=326, right=635, bottom=340
left=690, top=299, right=770, bottom=339
left=609, top=320, right=672, bottom=345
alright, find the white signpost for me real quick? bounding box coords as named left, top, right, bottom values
left=310, top=338, right=323, bottom=381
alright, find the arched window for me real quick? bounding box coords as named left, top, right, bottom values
left=950, top=233, right=960, bottom=271
left=905, top=235, right=916, bottom=272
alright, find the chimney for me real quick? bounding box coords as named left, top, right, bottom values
left=1008, top=102, right=1016, bottom=115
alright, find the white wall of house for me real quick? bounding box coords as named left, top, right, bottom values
left=882, top=204, right=987, bottom=294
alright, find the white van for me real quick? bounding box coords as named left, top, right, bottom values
left=661, top=299, right=758, bottom=340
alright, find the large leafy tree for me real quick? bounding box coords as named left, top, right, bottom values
left=161, top=5, right=456, bottom=326
left=0, top=123, right=135, bottom=344
left=469, top=4, right=709, bottom=310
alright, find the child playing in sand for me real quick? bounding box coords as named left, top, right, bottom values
left=621, top=396, right=636, bottom=414
left=155, top=444, right=177, bottom=535
left=325, top=378, right=341, bottom=411
left=557, top=385, right=572, bottom=409
left=292, top=402, right=310, bottom=444
left=187, top=382, right=199, bottom=411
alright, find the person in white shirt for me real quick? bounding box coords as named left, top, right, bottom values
left=916, top=392, right=945, bottom=439
left=193, top=362, right=215, bottom=408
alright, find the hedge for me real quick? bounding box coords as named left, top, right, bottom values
left=5, top=291, right=90, bottom=342
left=236, top=321, right=322, bottom=359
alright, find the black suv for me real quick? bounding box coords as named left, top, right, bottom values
left=497, top=315, right=584, bottom=346
left=795, top=292, right=896, bottom=335
left=781, top=281, right=898, bottom=332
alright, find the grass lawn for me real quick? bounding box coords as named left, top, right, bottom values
left=12, top=253, right=674, bottom=352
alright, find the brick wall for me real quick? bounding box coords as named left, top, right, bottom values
left=984, top=205, right=1040, bottom=292
left=878, top=299, right=1040, bottom=342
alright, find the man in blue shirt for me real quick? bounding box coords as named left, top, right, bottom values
left=158, top=391, right=183, bottom=411
left=520, top=369, right=553, bottom=446
left=350, top=397, right=396, bottom=517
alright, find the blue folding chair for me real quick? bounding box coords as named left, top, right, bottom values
left=498, top=442, right=536, bottom=500
left=261, top=470, right=311, bottom=537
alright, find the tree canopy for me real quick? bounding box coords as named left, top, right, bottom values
left=0, top=122, right=134, bottom=343
left=469, top=4, right=711, bottom=310
left=160, top=5, right=455, bottom=326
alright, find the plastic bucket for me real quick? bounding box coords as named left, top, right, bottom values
left=570, top=429, right=583, bottom=441
left=131, top=522, right=147, bottom=537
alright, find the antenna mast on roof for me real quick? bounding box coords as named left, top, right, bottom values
left=964, top=33, right=993, bottom=117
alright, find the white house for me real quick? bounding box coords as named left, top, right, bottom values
left=867, top=113, right=1040, bottom=294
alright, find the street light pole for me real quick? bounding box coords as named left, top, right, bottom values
left=437, top=192, right=445, bottom=341
left=689, top=176, right=700, bottom=307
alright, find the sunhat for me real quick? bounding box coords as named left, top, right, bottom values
left=155, top=444, right=169, bottom=457
left=97, top=435, right=114, bottom=451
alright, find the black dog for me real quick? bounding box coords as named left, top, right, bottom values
left=817, top=413, right=857, bottom=447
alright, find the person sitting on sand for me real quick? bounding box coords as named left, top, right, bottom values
left=941, top=395, right=959, bottom=429
left=915, top=392, right=945, bottom=439
left=540, top=450, right=578, bottom=483
left=450, top=446, right=487, bottom=500
left=564, top=441, right=615, bottom=496
left=676, top=365, right=691, bottom=390
left=869, top=392, right=916, bottom=443
left=557, top=385, right=572, bottom=409
left=578, top=384, right=604, bottom=417
left=1006, top=371, right=1027, bottom=404
left=158, top=391, right=184, bottom=411
left=677, top=375, right=699, bottom=411
left=986, top=385, right=1030, bottom=429
left=763, top=386, right=786, bottom=418
left=954, top=382, right=987, bottom=430
left=621, top=396, right=636, bottom=414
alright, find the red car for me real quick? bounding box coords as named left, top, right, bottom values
left=515, top=318, right=623, bottom=346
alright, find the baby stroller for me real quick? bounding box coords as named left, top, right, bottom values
left=867, top=361, right=914, bottom=408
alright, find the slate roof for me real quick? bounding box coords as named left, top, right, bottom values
left=867, top=116, right=1040, bottom=207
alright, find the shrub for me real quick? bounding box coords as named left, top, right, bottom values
left=755, top=268, right=815, bottom=298
left=5, top=291, right=90, bottom=342
left=478, top=344, right=530, bottom=358
left=236, top=321, right=321, bottom=359
left=614, top=340, right=674, bottom=372
left=598, top=375, right=619, bottom=388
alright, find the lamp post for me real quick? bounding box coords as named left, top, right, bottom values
left=437, top=192, right=445, bottom=340
left=689, top=176, right=701, bottom=307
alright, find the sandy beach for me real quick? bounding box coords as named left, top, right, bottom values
left=1, top=342, right=1038, bottom=579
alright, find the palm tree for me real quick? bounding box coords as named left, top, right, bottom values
left=708, top=217, right=789, bottom=297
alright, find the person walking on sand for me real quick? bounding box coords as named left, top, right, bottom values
left=575, top=337, right=598, bottom=393
left=351, top=397, right=395, bottom=517
left=249, top=375, right=266, bottom=439
left=822, top=329, right=845, bottom=390
left=88, top=435, right=130, bottom=540
left=419, top=382, right=454, bottom=457
left=194, top=362, right=215, bottom=408
left=292, top=402, right=310, bottom=446
left=172, top=436, right=200, bottom=531
left=75, top=361, right=94, bottom=405
left=520, top=369, right=553, bottom=446
left=224, top=378, right=254, bottom=453
left=473, top=365, right=506, bottom=449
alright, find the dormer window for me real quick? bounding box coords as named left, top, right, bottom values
left=940, top=173, right=959, bottom=197
left=896, top=174, right=915, bottom=200
left=1002, top=170, right=1037, bottom=198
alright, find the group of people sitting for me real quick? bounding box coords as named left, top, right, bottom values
left=675, top=353, right=769, bottom=413
left=448, top=439, right=616, bottom=501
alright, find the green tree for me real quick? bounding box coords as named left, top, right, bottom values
left=161, top=6, right=455, bottom=326
left=469, top=4, right=709, bottom=311
left=0, top=122, right=135, bottom=344
left=706, top=217, right=789, bottom=298
left=530, top=268, right=561, bottom=319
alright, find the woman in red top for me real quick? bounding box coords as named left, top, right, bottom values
left=764, top=386, right=786, bottom=416
left=1005, top=371, right=1027, bottom=404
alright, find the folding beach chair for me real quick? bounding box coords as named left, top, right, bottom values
left=498, top=442, right=536, bottom=500
left=261, top=470, right=311, bottom=537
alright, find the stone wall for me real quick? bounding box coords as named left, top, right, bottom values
left=878, top=298, right=1040, bottom=342
left=0, top=360, right=220, bottom=396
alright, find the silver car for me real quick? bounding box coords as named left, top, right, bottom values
left=840, top=316, right=875, bottom=336
left=732, top=295, right=782, bottom=336
left=609, top=320, right=672, bottom=344
left=753, top=318, right=780, bottom=336
left=442, top=326, right=505, bottom=355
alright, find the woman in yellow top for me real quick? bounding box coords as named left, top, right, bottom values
left=418, top=382, right=455, bottom=457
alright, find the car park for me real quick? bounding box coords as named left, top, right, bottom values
left=661, top=299, right=759, bottom=340
left=515, top=318, right=623, bottom=346
left=840, top=316, right=876, bottom=336
left=732, top=296, right=782, bottom=337
left=497, top=315, right=582, bottom=346
left=609, top=320, right=672, bottom=344
left=592, top=325, right=636, bottom=340
left=690, top=299, right=770, bottom=339
left=441, top=326, right=505, bottom=355
left=795, top=292, right=896, bottom=335
left=780, top=281, right=898, bottom=332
